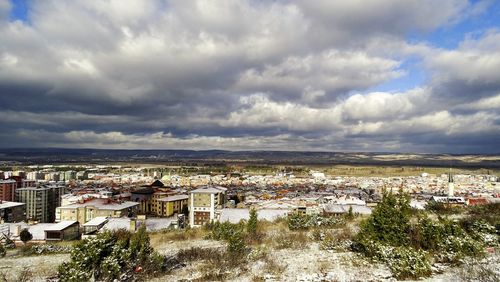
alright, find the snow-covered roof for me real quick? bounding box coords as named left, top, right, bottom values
left=410, top=200, right=427, bottom=210
left=158, top=195, right=189, bottom=202
left=101, top=218, right=130, bottom=231
left=191, top=186, right=227, bottom=194
left=102, top=217, right=176, bottom=232
left=0, top=201, right=25, bottom=209
left=7, top=222, right=61, bottom=241
left=57, top=199, right=139, bottom=211
left=82, top=217, right=108, bottom=227
left=258, top=201, right=297, bottom=210
left=45, top=221, right=78, bottom=231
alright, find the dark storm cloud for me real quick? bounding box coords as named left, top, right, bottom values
left=0, top=0, right=499, bottom=153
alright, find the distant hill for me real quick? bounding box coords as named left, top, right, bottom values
left=0, top=148, right=499, bottom=168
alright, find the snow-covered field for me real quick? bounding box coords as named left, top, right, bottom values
left=1, top=240, right=497, bottom=281
left=0, top=253, right=69, bottom=281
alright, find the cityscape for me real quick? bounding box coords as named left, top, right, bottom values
left=1, top=0, right=500, bottom=281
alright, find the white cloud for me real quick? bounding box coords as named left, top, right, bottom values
left=0, top=0, right=498, bottom=153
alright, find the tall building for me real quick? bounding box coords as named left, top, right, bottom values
left=189, top=186, right=227, bottom=227
left=0, top=179, right=17, bottom=201
left=448, top=171, right=454, bottom=197
left=16, top=185, right=65, bottom=223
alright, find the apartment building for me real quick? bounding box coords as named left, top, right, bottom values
left=155, top=194, right=189, bottom=217
left=189, top=186, right=227, bottom=227
left=16, top=185, right=65, bottom=223
left=0, top=201, right=25, bottom=222
left=0, top=180, right=17, bottom=201
left=56, top=198, right=139, bottom=223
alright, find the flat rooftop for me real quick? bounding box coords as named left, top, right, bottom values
left=158, top=195, right=189, bottom=202
left=82, top=216, right=108, bottom=226
left=0, top=201, right=25, bottom=209
left=57, top=198, right=139, bottom=211
left=45, top=220, right=78, bottom=231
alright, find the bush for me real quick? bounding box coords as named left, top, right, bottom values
left=355, top=190, right=412, bottom=246
left=247, top=208, right=258, bottom=237
left=287, top=214, right=345, bottom=230
left=205, top=221, right=244, bottom=241
left=274, top=232, right=309, bottom=250
left=319, top=228, right=353, bottom=251
left=58, top=226, right=166, bottom=281
left=412, top=216, right=489, bottom=263
left=387, top=247, right=432, bottom=279
left=227, top=231, right=247, bottom=262
left=19, top=229, right=33, bottom=245
left=353, top=239, right=432, bottom=279
left=31, top=244, right=72, bottom=255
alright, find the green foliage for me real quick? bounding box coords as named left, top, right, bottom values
left=205, top=221, right=244, bottom=241
left=227, top=230, right=246, bottom=261
left=347, top=206, right=354, bottom=220
left=467, top=203, right=500, bottom=226
left=287, top=214, right=345, bottom=230
left=274, top=232, right=309, bottom=250
left=0, top=243, right=5, bottom=257
left=353, top=238, right=432, bottom=279
left=412, top=216, right=492, bottom=263
left=204, top=221, right=248, bottom=263
left=353, top=190, right=499, bottom=279
left=387, top=246, right=432, bottom=279
left=355, top=190, right=411, bottom=246
left=247, top=208, right=258, bottom=237
left=19, top=229, right=33, bottom=245
left=58, top=225, right=165, bottom=281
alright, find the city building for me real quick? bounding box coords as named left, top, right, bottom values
left=0, top=179, right=17, bottom=201
left=155, top=194, right=189, bottom=217
left=189, top=186, right=227, bottom=227
left=55, top=198, right=139, bottom=223
left=16, top=185, right=65, bottom=223
left=0, top=201, right=25, bottom=222
left=130, top=186, right=154, bottom=214
left=44, top=220, right=80, bottom=241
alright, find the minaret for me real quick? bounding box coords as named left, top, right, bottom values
left=448, top=170, right=454, bottom=197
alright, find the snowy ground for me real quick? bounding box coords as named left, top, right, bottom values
left=1, top=240, right=497, bottom=281
left=0, top=253, right=69, bottom=281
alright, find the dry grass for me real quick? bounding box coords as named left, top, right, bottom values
left=0, top=253, right=69, bottom=281
left=273, top=231, right=310, bottom=250
left=149, top=228, right=208, bottom=248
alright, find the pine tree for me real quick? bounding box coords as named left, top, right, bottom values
left=247, top=208, right=258, bottom=237
left=356, top=189, right=412, bottom=246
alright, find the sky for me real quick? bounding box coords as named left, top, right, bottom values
left=0, top=0, right=499, bottom=153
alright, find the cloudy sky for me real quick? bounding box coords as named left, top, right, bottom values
left=0, top=0, right=499, bottom=153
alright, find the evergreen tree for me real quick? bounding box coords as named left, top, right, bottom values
left=247, top=208, right=258, bottom=236
left=19, top=229, right=33, bottom=245
left=356, top=189, right=412, bottom=246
